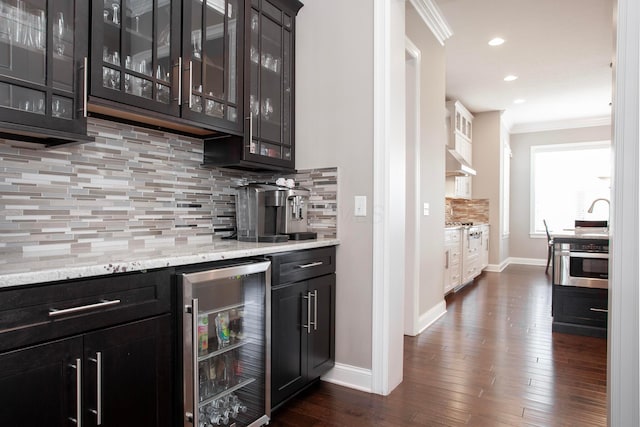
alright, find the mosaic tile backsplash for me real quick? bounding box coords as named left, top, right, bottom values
left=445, top=197, right=490, bottom=224
left=0, top=118, right=337, bottom=258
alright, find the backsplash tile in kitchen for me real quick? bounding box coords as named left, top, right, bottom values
left=0, top=118, right=337, bottom=257
left=445, top=197, right=489, bottom=224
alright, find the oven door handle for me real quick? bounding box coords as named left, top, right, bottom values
left=569, top=252, right=609, bottom=259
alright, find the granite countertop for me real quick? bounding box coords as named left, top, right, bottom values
left=0, top=238, right=340, bottom=289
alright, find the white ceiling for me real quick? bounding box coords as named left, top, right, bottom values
left=433, top=0, right=614, bottom=132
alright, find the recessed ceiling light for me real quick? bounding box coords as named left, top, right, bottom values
left=513, top=99, right=526, bottom=104
left=488, top=37, right=505, bottom=46
left=503, top=75, right=518, bottom=82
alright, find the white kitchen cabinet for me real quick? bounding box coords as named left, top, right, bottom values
left=447, top=101, right=473, bottom=150
left=461, top=227, right=482, bottom=284
left=446, top=100, right=474, bottom=199
left=444, top=228, right=462, bottom=294
left=479, top=224, right=490, bottom=269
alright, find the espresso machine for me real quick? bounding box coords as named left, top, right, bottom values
left=235, top=183, right=317, bottom=242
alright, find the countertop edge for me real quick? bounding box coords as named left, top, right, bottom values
left=0, top=238, right=340, bottom=289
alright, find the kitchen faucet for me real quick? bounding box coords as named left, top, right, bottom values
left=587, top=198, right=610, bottom=213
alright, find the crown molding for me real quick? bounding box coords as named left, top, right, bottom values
left=408, top=0, right=453, bottom=45
left=510, top=115, right=612, bottom=134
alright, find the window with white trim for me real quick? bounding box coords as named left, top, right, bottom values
left=530, top=141, right=611, bottom=235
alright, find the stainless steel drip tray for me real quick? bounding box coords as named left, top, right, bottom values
left=257, top=234, right=289, bottom=243
left=286, top=232, right=317, bottom=241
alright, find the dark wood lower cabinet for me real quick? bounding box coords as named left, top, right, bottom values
left=271, top=273, right=335, bottom=410
left=0, top=314, right=172, bottom=427
left=84, top=315, right=173, bottom=427
left=0, top=337, right=83, bottom=426
left=552, top=285, right=608, bottom=337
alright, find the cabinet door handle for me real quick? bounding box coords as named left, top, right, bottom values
left=89, top=352, right=103, bottom=425
left=49, top=299, right=121, bottom=317
left=303, top=292, right=312, bottom=334
left=445, top=250, right=449, bottom=269
left=297, top=261, right=323, bottom=269
left=312, top=289, right=318, bottom=331
left=175, top=57, right=183, bottom=105
left=69, top=358, right=82, bottom=426
left=49, top=299, right=120, bottom=317
left=188, top=61, right=193, bottom=109
left=246, top=115, right=253, bottom=151
left=82, top=57, right=88, bottom=118
left=590, top=308, right=608, bottom=313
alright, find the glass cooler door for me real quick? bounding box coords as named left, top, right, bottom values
left=181, top=260, right=270, bottom=427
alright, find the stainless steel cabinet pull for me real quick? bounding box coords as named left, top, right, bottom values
left=590, top=308, right=608, bottom=313
left=49, top=299, right=121, bottom=317
left=297, top=261, right=323, bottom=269
left=445, top=250, right=449, bottom=269
left=188, top=61, right=193, bottom=109
left=246, top=115, right=253, bottom=148
left=312, top=289, right=318, bottom=331
left=303, top=292, right=312, bottom=334
left=174, top=57, right=183, bottom=105
left=69, top=358, right=82, bottom=426
left=89, top=352, right=103, bottom=425
left=82, top=57, right=88, bottom=118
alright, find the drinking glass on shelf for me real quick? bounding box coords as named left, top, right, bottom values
left=52, top=99, right=62, bottom=117
left=192, top=30, right=201, bottom=59
left=34, top=10, right=46, bottom=50
left=111, top=3, right=119, bottom=25
left=54, top=12, right=65, bottom=55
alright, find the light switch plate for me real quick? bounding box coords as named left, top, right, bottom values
left=423, top=202, right=430, bottom=216
left=355, top=196, right=367, bottom=217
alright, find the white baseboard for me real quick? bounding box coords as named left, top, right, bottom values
left=321, top=301, right=447, bottom=394
left=417, top=300, right=447, bottom=334
left=507, top=257, right=546, bottom=266
left=485, top=259, right=510, bottom=272
left=486, top=257, right=546, bottom=272
left=321, top=363, right=373, bottom=393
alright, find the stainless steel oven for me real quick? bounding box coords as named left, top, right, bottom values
left=553, top=241, right=608, bottom=289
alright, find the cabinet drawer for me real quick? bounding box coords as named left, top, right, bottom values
left=269, top=246, right=336, bottom=286
left=445, top=230, right=461, bottom=243
left=553, top=286, right=608, bottom=328
left=0, top=269, right=171, bottom=352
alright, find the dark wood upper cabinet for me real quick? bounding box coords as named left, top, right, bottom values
left=203, top=0, right=302, bottom=171
left=89, top=0, right=244, bottom=136
left=89, top=0, right=303, bottom=171
left=0, top=0, right=92, bottom=145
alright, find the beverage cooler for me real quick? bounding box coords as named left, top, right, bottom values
left=179, top=260, right=271, bottom=427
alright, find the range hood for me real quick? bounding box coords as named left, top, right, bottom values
left=446, top=149, right=477, bottom=176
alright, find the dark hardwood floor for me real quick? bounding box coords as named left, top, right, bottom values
left=269, top=265, right=607, bottom=426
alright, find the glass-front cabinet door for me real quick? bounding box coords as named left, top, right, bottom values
left=90, top=0, right=180, bottom=117
left=90, top=0, right=243, bottom=133
left=182, top=0, right=244, bottom=133
left=0, top=0, right=89, bottom=142
left=245, top=0, right=301, bottom=171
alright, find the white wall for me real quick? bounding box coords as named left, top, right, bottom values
left=473, top=111, right=509, bottom=266
left=295, top=0, right=375, bottom=371
left=509, top=125, right=611, bottom=260
left=405, top=3, right=448, bottom=323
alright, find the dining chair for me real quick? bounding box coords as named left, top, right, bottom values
left=543, top=219, right=553, bottom=274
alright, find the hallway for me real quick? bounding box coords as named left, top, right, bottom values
left=269, top=265, right=608, bottom=426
